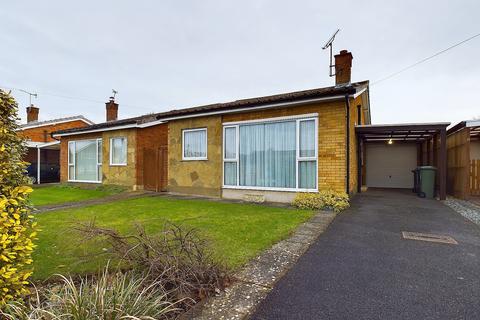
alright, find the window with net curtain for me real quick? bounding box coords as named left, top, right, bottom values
left=68, top=139, right=102, bottom=182
left=223, top=118, right=317, bottom=190
left=183, top=128, right=207, bottom=160
left=110, top=137, right=127, bottom=165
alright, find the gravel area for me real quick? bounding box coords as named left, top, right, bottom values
left=444, top=197, right=480, bottom=226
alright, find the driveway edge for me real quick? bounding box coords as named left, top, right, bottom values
left=189, top=211, right=337, bottom=320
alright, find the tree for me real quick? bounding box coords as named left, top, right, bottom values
left=0, top=90, right=37, bottom=305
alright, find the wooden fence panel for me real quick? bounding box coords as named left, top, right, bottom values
left=447, top=128, right=470, bottom=199
left=471, top=159, right=480, bottom=196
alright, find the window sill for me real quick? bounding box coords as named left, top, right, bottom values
left=109, top=163, right=128, bottom=167
left=68, top=180, right=102, bottom=184
left=182, top=158, right=208, bottom=161
left=222, top=185, right=318, bottom=193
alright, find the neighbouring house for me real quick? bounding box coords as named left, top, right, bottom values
left=17, top=105, right=93, bottom=183
left=446, top=120, right=480, bottom=199
left=52, top=49, right=449, bottom=202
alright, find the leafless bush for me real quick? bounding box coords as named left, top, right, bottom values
left=75, top=221, right=230, bottom=303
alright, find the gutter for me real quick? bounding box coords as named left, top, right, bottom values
left=53, top=94, right=350, bottom=138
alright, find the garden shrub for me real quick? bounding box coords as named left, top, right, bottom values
left=0, top=90, right=37, bottom=305
left=292, top=190, right=350, bottom=212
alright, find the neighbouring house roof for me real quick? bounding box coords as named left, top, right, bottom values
left=447, top=120, right=480, bottom=136
left=17, top=115, right=94, bottom=131
left=52, top=81, right=370, bottom=137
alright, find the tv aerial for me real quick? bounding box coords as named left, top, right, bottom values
left=19, top=89, right=38, bottom=106
left=322, top=29, right=340, bottom=77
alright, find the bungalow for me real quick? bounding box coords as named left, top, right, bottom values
left=51, top=49, right=450, bottom=202
left=446, top=120, right=480, bottom=199
left=52, top=50, right=371, bottom=202
left=17, top=105, right=93, bottom=183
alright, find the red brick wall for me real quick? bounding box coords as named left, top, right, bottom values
left=20, top=120, right=90, bottom=142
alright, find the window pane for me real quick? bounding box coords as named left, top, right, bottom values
left=111, top=138, right=127, bottom=164
left=75, top=140, right=97, bottom=181
left=239, top=121, right=296, bottom=188
left=184, top=130, right=206, bottom=158
left=299, top=120, right=315, bottom=157
left=68, top=165, right=75, bottom=180
left=299, top=161, right=316, bottom=189
left=224, top=127, right=236, bottom=159
left=97, top=165, right=102, bottom=182
left=224, top=162, right=237, bottom=185
left=68, top=142, right=74, bottom=164
left=97, top=140, right=103, bottom=164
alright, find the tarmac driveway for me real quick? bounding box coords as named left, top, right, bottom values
left=251, top=189, right=480, bottom=320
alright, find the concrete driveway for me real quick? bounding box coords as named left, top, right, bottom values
left=251, top=189, right=480, bottom=320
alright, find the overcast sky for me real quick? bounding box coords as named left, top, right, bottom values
left=1, top=1, right=479, bottom=126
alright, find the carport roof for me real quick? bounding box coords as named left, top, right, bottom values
left=356, top=122, right=450, bottom=142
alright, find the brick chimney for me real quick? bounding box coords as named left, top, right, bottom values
left=334, top=50, right=353, bottom=85
left=105, top=97, right=118, bottom=122
left=26, top=105, right=39, bottom=123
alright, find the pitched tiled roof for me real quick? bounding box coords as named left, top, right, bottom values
left=18, top=115, right=94, bottom=130
left=53, top=81, right=369, bottom=136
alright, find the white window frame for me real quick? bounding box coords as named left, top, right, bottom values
left=222, top=114, right=318, bottom=192
left=68, top=138, right=103, bottom=183
left=109, top=137, right=128, bottom=166
left=182, top=128, right=208, bottom=161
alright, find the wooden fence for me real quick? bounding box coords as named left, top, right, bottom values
left=471, top=159, right=480, bottom=196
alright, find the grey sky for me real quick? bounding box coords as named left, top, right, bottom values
left=1, top=0, right=479, bottom=126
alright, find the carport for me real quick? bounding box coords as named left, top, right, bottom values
left=355, top=123, right=450, bottom=200
left=25, top=140, right=61, bottom=184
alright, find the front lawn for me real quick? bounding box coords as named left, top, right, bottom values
left=32, top=196, right=314, bottom=280
left=30, top=184, right=125, bottom=207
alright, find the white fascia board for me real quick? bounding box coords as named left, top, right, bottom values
left=353, top=88, right=367, bottom=99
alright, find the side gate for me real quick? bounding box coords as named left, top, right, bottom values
left=143, top=146, right=168, bottom=192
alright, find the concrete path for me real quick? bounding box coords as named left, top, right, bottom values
left=251, top=189, right=480, bottom=320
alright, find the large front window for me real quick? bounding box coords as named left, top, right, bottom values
left=223, top=116, right=317, bottom=191
left=68, top=139, right=102, bottom=182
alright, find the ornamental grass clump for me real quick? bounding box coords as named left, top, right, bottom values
left=0, top=90, right=37, bottom=305
left=292, top=190, right=350, bottom=212
left=0, top=267, right=186, bottom=320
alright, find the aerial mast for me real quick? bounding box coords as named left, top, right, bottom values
left=322, top=29, right=340, bottom=77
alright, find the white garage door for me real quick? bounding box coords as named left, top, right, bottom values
left=366, top=143, right=417, bottom=189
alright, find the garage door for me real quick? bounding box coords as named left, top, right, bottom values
left=366, top=143, right=417, bottom=189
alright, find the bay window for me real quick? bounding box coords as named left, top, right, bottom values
left=68, top=139, right=102, bottom=182
left=223, top=115, right=318, bottom=191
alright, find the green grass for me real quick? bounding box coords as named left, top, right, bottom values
left=32, top=196, right=314, bottom=280
left=30, top=185, right=125, bottom=207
